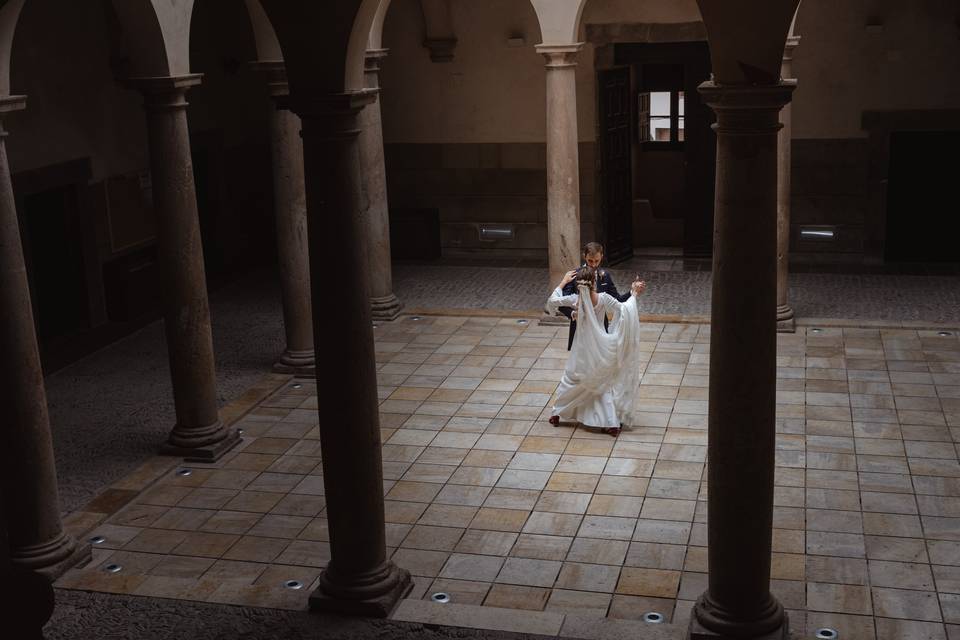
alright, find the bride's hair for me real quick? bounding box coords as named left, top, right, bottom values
left=575, top=266, right=597, bottom=291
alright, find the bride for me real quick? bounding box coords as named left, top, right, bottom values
left=546, top=266, right=646, bottom=437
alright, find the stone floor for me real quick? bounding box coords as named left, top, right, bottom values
left=393, top=260, right=960, bottom=322
left=55, top=313, right=960, bottom=640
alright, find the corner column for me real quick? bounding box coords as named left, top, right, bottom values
left=537, top=44, right=582, bottom=287
left=776, top=34, right=801, bottom=332
left=252, top=62, right=315, bottom=374
left=0, top=95, right=87, bottom=579
left=132, top=75, right=239, bottom=461
left=360, top=49, right=402, bottom=320
left=294, top=91, right=411, bottom=616
left=691, top=81, right=795, bottom=640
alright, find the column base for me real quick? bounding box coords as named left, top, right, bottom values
left=689, top=613, right=789, bottom=640
left=160, top=425, right=241, bottom=462
left=11, top=531, right=90, bottom=581
left=370, top=293, right=403, bottom=321
left=776, top=304, right=796, bottom=333
left=309, top=563, right=412, bottom=618
left=538, top=313, right=570, bottom=327
left=272, top=348, right=316, bottom=376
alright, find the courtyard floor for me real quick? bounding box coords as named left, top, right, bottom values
left=54, top=312, right=960, bottom=640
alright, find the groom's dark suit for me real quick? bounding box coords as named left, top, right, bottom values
left=557, top=267, right=632, bottom=350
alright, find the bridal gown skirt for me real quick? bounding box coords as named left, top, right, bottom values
left=553, top=388, right=620, bottom=429
left=552, top=379, right=621, bottom=429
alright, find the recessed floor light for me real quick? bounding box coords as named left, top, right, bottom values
left=89, top=536, right=106, bottom=545
left=283, top=580, right=303, bottom=590
left=642, top=612, right=664, bottom=624
left=176, top=468, right=193, bottom=477
left=430, top=592, right=450, bottom=603
left=104, top=564, right=122, bottom=573
left=815, top=629, right=838, bottom=640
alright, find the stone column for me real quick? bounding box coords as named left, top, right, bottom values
left=0, top=96, right=87, bottom=580
left=691, top=81, right=795, bottom=640
left=253, top=62, right=315, bottom=374
left=537, top=44, right=582, bottom=287
left=776, top=34, right=801, bottom=333
left=132, top=76, right=239, bottom=461
left=294, top=92, right=411, bottom=616
left=360, top=49, right=402, bottom=321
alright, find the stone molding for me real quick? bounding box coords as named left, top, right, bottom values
left=535, top=43, right=583, bottom=68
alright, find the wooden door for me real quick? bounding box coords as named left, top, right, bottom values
left=598, top=66, right=634, bottom=265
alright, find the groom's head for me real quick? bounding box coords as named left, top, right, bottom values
left=582, top=242, right=604, bottom=269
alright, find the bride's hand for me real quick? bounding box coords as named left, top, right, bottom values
left=631, top=280, right=646, bottom=296
left=560, top=270, right=578, bottom=287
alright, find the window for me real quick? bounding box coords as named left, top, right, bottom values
left=638, top=90, right=685, bottom=145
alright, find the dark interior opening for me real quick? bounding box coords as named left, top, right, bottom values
left=885, top=131, right=960, bottom=263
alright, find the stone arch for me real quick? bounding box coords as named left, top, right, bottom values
left=108, top=0, right=189, bottom=77
left=244, top=0, right=283, bottom=62
left=530, top=0, right=588, bottom=45
left=0, top=0, right=26, bottom=95
left=257, top=0, right=364, bottom=95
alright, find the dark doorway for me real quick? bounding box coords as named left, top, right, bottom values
left=597, top=66, right=633, bottom=265
left=20, top=185, right=90, bottom=342
left=885, top=131, right=960, bottom=263
left=613, top=42, right=715, bottom=258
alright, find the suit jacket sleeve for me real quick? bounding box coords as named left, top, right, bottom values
left=603, top=272, right=632, bottom=303
left=557, top=279, right=578, bottom=318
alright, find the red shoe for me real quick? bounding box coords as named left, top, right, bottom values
left=548, top=415, right=560, bottom=426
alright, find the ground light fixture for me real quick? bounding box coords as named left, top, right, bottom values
left=89, top=536, right=106, bottom=545
left=104, top=564, right=122, bottom=573
left=939, top=331, right=953, bottom=336
left=176, top=468, right=193, bottom=477
left=642, top=612, right=664, bottom=623
left=430, top=592, right=450, bottom=603
left=283, top=580, right=303, bottom=590
left=292, top=382, right=302, bottom=389
left=815, top=629, right=838, bottom=640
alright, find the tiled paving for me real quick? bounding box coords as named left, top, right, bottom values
left=58, top=315, right=960, bottom=640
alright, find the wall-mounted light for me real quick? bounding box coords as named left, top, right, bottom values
left=800, top=227, right=836, bottom=241
left=479, top=224, right=514, bottom=241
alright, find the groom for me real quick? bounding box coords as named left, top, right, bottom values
left=557, top=241, right=632, bottom=350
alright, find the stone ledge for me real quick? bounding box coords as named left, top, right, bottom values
left=390, top=599, right=564, bottom=636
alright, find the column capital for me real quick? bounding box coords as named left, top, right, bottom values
left=250, top=60, right=289, bottom=98
left=536, top=43, right=584, bottom=68
left=364, top=49, right=390, bottom=93
left=0, top=95, right=26, bottom=114
left=365, top=48, right=390, bottom=68
left=698, top=80, right=796, bottom=135
left=127, top=74, right=203, bottom=111
left=783, top=34, right=801, bottom=63
left=291, top=90, right=377, bottom=120
left=0, top=95, right=26, bottom=135
left=292, top=90, right=377, bottom=141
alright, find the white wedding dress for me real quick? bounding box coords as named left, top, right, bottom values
left=546, top=284, right=644, bottom=428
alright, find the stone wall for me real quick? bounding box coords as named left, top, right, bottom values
left=385, top=141, right=596, bottom=258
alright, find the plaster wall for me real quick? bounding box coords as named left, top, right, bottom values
left=792, top=0, right=960, bottom=139
left=7, top=0, right=148, bottom=180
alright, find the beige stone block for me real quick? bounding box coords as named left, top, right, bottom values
left=615, top=567, right=680, bottom=598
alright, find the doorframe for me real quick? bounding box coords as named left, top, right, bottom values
left=589, top=23, right=714, bottom=259
left=861, top=109, right=960, bottom=264
left=12, top=158, right=102, bottom=332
